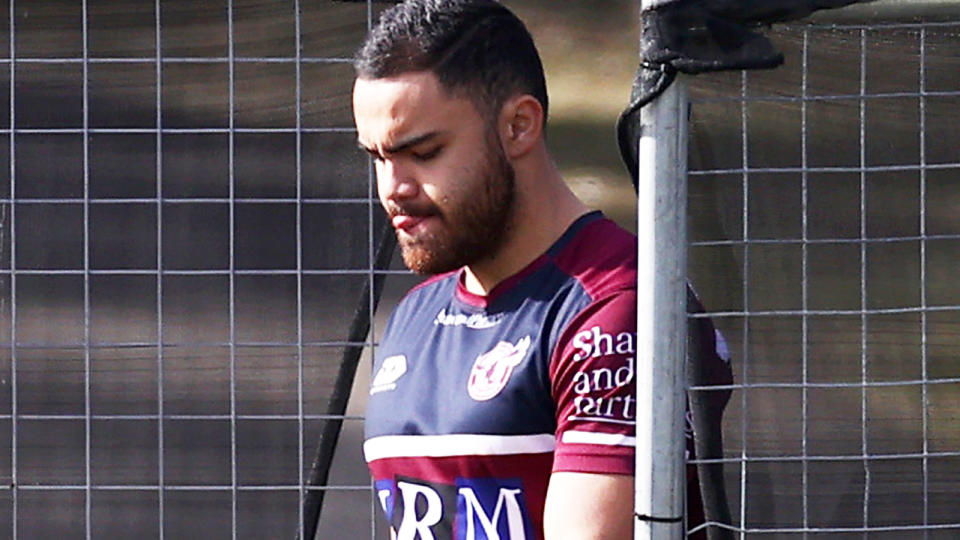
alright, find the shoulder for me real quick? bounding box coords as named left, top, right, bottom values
left=382, top=270, right=460, bottom=332
left=393, top=270, right=458, bottom=309
left=551, top=216, right=636, bottom=301
left=541, top=215, right=637, bottom=360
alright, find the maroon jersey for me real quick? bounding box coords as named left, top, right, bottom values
left=364, top=211, right=729, bottom=539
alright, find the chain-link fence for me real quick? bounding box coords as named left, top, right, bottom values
left=688, top=11, right=960, bottom=538
left=0, top=1, right=393, bottom=537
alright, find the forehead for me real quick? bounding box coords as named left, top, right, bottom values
left=352, top=71, right=481, bottom=147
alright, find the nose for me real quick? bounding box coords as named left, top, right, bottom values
left=376, top=159, right=419, bottom=204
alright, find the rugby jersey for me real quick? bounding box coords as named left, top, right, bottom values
left=364, top=211, right=721, bottom=539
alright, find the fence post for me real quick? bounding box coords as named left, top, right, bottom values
left=633, top=2, right=690, bottom=534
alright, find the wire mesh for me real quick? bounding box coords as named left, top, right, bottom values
left=687, top=16, right=960, bottom=539
left=0, top=0, right=391, bottom=538
left=8, top=1, right=960, bottom=539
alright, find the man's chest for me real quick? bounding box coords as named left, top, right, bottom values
left=366, top=302, right=558, bottom=439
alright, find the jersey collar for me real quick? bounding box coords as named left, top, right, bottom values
left=454, top=211, right=606, bottom=309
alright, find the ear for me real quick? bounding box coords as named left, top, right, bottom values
left=498, top=94, right=543, bottom=159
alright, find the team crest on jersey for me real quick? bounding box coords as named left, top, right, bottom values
left=467, top=336, right=531, bottom=401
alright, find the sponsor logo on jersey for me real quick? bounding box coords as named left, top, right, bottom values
left=467, top=336, right=531, bottom=402
left=434, top=308, right=502, bottom=329
left=376, top=477, right=532, bottom=540
left=570, top=325, right=636, bottom=362
left=371, top=354, right=407, bottom=395
left=568, top=325, right=638, bottom=425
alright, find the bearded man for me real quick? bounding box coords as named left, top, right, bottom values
left=353, top=1, right=726, bottom=538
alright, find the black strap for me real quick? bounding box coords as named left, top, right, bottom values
left=636, top=513, right=685, bottom=524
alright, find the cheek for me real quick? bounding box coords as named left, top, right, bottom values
left=418, top=181, right=442, bottom=204
left=411, top=165, right=444, bottom=199
left=424, top=161, right=479, bottom=204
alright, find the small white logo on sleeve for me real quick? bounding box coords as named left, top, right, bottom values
left=467, top=336, right=530, bottom=401
left=370, top=355, right=407, bottom=395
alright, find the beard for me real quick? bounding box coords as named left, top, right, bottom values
left=391, top=136, right=516, bottom=275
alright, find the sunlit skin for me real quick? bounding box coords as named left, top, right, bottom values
left=353, top=70, right=589, bottom=295
left=353, top=72, right=515, bottom=278
left=353, top=70, right=634, bottom=538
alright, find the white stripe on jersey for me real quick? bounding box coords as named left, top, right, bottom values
left=364, top=433, right=556, bottom=462
left=560, top=430, right=636, bottom=447
left=566, top=415, right=636, bottom=426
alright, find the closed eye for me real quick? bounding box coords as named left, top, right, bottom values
left=412, top=146, right=442, bottom=162
left=357, top=132, right=443, bottom=163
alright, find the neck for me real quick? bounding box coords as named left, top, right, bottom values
left=462, top=155, right=591, bottom=296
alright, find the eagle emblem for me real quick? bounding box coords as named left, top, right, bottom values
left=467, top=336, right=531, bottom=401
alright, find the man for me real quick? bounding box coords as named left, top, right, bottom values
left=353, top=1, right=726, bottom=538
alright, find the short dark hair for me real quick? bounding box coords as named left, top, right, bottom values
left=354, top=0, right=548, bottom=125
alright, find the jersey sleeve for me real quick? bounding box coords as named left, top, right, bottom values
left=549, top=289, right=637, bottom=475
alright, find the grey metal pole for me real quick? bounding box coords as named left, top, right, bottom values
left=633, top=33, right=690, bottom=540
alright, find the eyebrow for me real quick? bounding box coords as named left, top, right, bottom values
left=357, top=131, right=440, bottom=158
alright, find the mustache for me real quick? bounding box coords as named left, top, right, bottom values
left=384, top=201, right=441, bottom=219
